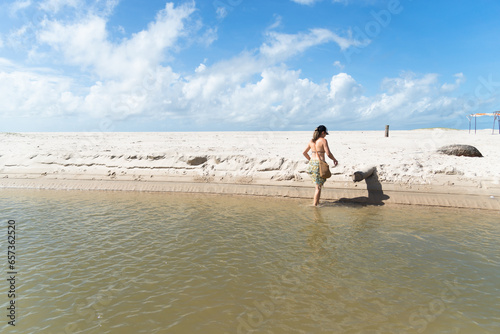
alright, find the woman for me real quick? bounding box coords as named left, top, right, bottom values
left=303, top=125, right=338, bottom=206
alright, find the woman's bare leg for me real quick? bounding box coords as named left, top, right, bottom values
left=313, top=184, right=322, bottom=206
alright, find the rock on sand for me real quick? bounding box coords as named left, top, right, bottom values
left=437, top=144, right=483, bottom=157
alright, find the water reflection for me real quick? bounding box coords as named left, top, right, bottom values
left=306, top=208, right=330, bottom=256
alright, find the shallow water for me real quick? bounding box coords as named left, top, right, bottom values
left=1, top=189, right=499, bottom=333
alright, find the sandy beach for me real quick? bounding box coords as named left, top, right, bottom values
left=1, top=129, right=499, bottom=210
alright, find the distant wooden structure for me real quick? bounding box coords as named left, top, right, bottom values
left=467, top=112, right=500, bottom=134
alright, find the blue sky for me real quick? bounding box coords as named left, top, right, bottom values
left=1, top=0, right=500, bottom=131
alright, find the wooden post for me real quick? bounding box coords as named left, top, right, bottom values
left=385, top=125, right=389, bottom=137
left=352, top=166, right=376, bottom=182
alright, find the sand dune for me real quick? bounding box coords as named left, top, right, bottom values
left=1, top=129, right=499, bottom=209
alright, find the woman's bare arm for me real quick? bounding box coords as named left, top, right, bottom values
left=323, top=139, right=338, bottom=166
left=303, top=144, right=311, bottom=161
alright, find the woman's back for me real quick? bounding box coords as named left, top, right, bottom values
left=309, top=138, right=327, bottom=161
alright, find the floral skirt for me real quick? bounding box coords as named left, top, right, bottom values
left=307, top=159, right=326, bottom=187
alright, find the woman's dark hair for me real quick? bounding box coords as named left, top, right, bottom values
left=312, top=125, right=329, bottom=142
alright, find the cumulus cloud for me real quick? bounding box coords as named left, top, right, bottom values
left=0, top=2, right=193, bottom=121
left=350, top=72, right=467, bottom=126
left=177, top=61, right=469, bottom=129
left=61, top=64, right=183, bottom=122
left=232, top=67, right=329, bottom=124
left=0, top=69, right=81, bottom=117
left=39, top=2, right=195, bottom=81
left=183, top=63, right=330, bottom=127
left=0, top=1, right=475, bottom=130
left=329, top=72, right=363, bottom=100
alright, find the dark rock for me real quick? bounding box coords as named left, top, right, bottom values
left=187, top=156, right=208, bottom=166
left=437, top=145, right=483, bottom=157
left=147, top=154, right=165, bottom=161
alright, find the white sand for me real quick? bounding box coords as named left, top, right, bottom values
left=1, top=129, right=499, bottom=209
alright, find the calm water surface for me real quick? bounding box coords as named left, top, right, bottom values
left=1, top=189, right=499, bottom=334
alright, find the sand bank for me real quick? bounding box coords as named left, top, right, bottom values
left=1, top=130, right=499, bottom=210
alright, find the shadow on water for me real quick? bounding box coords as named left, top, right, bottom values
left=325, top=168, right=390, bottom=207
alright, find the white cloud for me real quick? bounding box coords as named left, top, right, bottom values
left=38, top=0, right=81, bottom=13
left=231, top=67, right=329, bottom=124
left=267, top=15, right=283, bottom=31
left=329, top=72, right=363, bottom=100
left=38, top=2, right=195, bottom=81
left=0, top=1, right=475, bottom=130
left=291, top=0, right=320, bottom=5
left=9, top=0, right=32, bottom=15
left=0, top=69, right=81, bottom=117
left=0, top=54, right=472, bottom=130
left=0, top=2, right=196, bottom=120
left=195, top=63, right=206, bottom=73
left=216, top=6, right=228, bottom=19
left=199, top=27, right=218, bottom=47
left=100, top=0, right=120, bottom=17
left=37, top=0, right=119, bottom=16
left=180, top=63, right=331, bottom=128
left=333, top=60, right=344, bottom=70
left=441, top=73, right=465, bottom=92
left=0, top=58, right=16, bottom=69
left=356, top=72, right=467, bottom=125
left=260, top=28, right=364, bottom=62
left=178, top=57, right=469, bottom=129
left=116, top=25, right=125, bottom=34
left=76, top=65, right=183, bottom=119
left=183, top=52, right=261, bottom=100
left=4, top=23, right=37, bottom=53
left=291, top=0, right=374, bottom=7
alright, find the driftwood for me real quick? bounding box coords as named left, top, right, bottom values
left=437, top=145, right=483, bottom=157
left=352, top=166, right=376, bottom=182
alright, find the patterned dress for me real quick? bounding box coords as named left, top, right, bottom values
left=307, top=159, right=326, bottom=187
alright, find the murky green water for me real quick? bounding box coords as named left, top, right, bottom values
left=1, top=189, right=499, bottom=333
